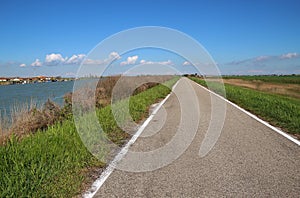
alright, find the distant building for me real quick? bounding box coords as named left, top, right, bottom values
left=0, top=78, right=8, bottom=82
left=0, top=76, right=74, bottom=85
left=10, top=78, right=21, bottom=84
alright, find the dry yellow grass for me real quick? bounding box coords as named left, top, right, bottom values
left=0, top=100, right=62, bottom=144
left=222, top=79, right=300, bottom=99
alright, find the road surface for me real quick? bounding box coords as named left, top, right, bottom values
left=94, top=78, right=300, bottom=197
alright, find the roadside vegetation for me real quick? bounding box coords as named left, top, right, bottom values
left=0, top=76, right=179, bottom=197
left=190, top=77, right=300, bottom=136
left=220, top=75, right=300, bottom=99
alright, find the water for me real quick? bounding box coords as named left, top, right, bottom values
left=0, top=81, right=74, bottom=118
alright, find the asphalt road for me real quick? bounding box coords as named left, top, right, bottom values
left=94, top=78, right=300, bottom=197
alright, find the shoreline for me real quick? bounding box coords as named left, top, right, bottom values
left=0, top=76, right=74, bottom=86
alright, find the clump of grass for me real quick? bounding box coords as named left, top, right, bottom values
left=1, top=100, right=61, bottom=144
left=9, top=100, right=62, bottom=138
left=0, top=112, right=10, bottom=144
left=190, top=77, right=300, bottom=134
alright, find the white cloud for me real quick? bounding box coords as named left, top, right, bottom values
left=19, top=63, right=26, bottom=67
left=120, top=55, right=138, bottom=66
left=139, top=60, right=154, bottom=64
left=45, top=53, right=65, bottom=65
left=182, top=61, right=191, bottom=66
left=280, top=52, right=299, bottom=59
left=27, top=51, right=121, bottom=68
left=83, top=59, right=105, bottom=65
left=221, top=52, right=300, bottom=75
left=31, top=59, right=42, bottom=67
left=228, top=53, right=299, bottom=66
left=128, top=56, right=138, bottom=64
left=255, top=56, right=270, bottom=62
left=139, top=59, right=173, bottom=65
left=227, top=55, right=271, bottom=66
left=109, top=51, right=121, bottom=60
left=45, top=53, right=88, bottom=65
left=159, top=60, right=172, bottom=65
left=83, top=52, right=121, bottom=65
left=65, top=54, right=86, bottom=65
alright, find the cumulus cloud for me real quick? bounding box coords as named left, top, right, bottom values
left=44, top=53, right=88, bottom=65
left=65, top=54, right=86, bottom=65
left=31, top=59, right=42, bottom=67
left=45, top=53, right=66, bottom=66
left=182, top=61, right=191, bottom=66
left=140, top=60, right=146, bottom=64
left=19, top=63, right=26, bottom=67
left=280, top=52, right=299, bottom=59
left=120, top=55, right=138, bottom=66
left=109, top=51, right=121, bottom=60
left=27, top=51, right=120, bottom=67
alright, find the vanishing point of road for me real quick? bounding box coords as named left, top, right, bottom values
left=94, top=78, right=300, bottom=197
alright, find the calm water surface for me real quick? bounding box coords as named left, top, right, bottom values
left=0, top=81, right=74, bottom=117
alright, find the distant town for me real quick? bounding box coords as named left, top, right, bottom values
left=0, top=76, right=74, bottom=85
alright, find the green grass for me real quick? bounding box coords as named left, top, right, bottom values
left=222, top=74, right=300, bottom=84
left=0, top=77, right=179, bottom=197
left=0, top=120, right=100, bottom=197
left=190, top=77, right=300, bottom=134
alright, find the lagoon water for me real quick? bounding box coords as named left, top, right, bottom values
left=0, top=81, right=74, bottom=118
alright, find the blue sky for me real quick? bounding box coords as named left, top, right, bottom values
left=0, top=0, right=299, bottom=77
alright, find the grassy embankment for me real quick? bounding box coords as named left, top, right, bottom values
left=0, top=76, right=179, bottom=197
left=190, top=77, right=300, bottom=135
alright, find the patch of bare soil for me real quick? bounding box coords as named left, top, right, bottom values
left=223, top=79, right=300, bottom=99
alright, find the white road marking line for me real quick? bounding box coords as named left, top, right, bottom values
left=194, top=81, right=300, bottom=146
left=83, top=80, right=180, bottom=198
